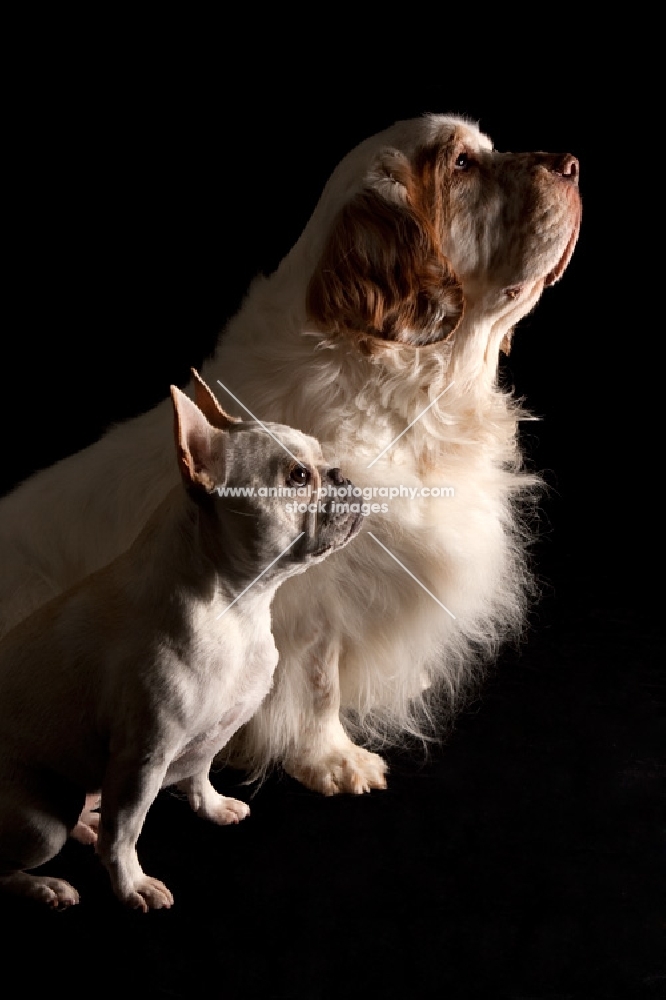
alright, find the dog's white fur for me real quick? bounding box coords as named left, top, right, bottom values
left=0, top=114, right=581, bottom=795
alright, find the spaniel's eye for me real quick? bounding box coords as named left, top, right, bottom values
left=454, top=151, right=470, bottom=170
left=288, top=464, right=311, bottom=487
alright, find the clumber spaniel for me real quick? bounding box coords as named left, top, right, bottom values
left=0, top=114, right=580, bottom=795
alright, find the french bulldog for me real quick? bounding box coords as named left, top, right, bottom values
left=0, top=370, right=362, bottom=911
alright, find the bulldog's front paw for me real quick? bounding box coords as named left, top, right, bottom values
left=203, top=794, right=250, bottom=825
left=287, top=743, right=388, bottom=796
left=122, top=875, right=174, bottom=913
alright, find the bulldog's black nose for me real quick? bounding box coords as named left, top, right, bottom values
left=329, top=467, right=346, bottom=486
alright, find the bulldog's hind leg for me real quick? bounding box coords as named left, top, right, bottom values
left=71, top=793, right=101, bottom=845
left=0, top=769, right=82, bottom=909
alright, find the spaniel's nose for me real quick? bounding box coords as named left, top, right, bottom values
left=328, top=467, right=346, bottom=486
left=550, top=153, right=579, bottom=184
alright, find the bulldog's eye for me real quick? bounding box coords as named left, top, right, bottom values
left=288, top=464, right=311, bottom=487
left=454, top=151, right=471, bottom=171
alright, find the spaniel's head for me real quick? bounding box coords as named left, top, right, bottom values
left=306, top=115, right=581, bottom=353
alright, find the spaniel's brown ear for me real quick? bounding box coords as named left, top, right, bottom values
left=306, top=148, right=464, bottom=348
left=190, top=368, right=241, bottom=430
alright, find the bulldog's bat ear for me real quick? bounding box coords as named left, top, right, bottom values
left=500, top=330, right=514, bottom=356
left=170, top=384, right=229, bottom=493
left=190, top=369, right=241, bottom=430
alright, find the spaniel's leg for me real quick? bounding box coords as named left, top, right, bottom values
left=237, top=638, right=387, bottom=795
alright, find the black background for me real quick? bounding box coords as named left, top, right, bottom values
left=1, top=32, right=663, bottom=1000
